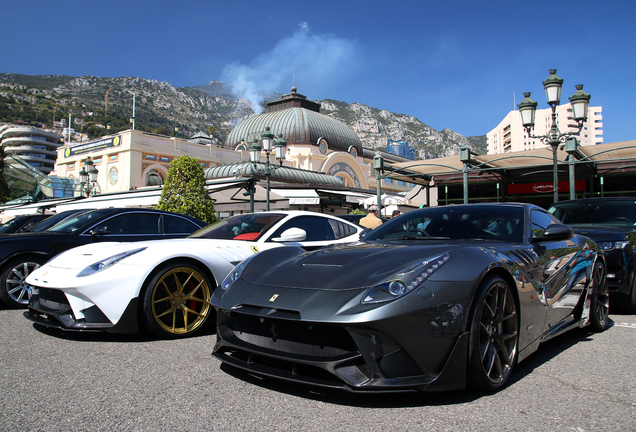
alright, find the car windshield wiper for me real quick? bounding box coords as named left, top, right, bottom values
left=398, top=236, right=451, bottom=240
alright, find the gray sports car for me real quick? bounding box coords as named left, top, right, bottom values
left=211, top=203, right=609, bottom=393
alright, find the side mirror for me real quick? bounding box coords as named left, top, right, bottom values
left=532, top=224, right=572, bottom=241
left=271, top=227, right=307, bottom=242
left=90, top=226, right=110, bottom=236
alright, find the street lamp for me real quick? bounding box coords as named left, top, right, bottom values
left=174, top=126, right=179, bottom=138
left=249, top=127, right=287, bottom=211
left=79, top=156, right=99, bottom=197
left=518, top=69, right=591, bottom=202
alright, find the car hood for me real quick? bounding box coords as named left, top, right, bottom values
left=242, top=241, right=470, bottom=290
left=47, top=238, right=259, bottom=270
left=569, top=224, right=634, bottom=241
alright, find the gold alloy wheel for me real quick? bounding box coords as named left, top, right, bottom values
left=150, top=266, right=211, bottom=335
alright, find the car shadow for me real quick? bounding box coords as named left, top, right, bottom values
left=217, top=320, right=614, bottom=408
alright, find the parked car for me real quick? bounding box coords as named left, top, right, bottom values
left=23, top=209, right=92, bottom=232
left=549, top=197, right=636, bottom=311
left=25, top=211, right=363, bottom=338
left=211, top=203, right=609, bottom=393
left=0, top=214, right=51, bottom=234
left=0, top=208, right=207, bottom=308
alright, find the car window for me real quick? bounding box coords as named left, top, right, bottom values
left=549, top=200, right=636, bottom=226
left=91, top=213, right=162, bottom=235
left=329, top=219, right=358, bottom=239
left=531, top=209, right=559, bottom=238
left=367, top=206, right=524, bottom=242
left=268, top=216, right=336, bottom=242
left=47, top=209, right=114, bottom=233
left=164, top=214, right=202, bottom=234
left=191, top=213, right=286, bottom=240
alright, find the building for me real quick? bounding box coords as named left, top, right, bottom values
left=6, top=86, right=415, bottom=215
left=0, top=124, right=62, bottom=173
left=487, top=104, right=603, bottom=154
left=386, top=139, right=416, bottom=160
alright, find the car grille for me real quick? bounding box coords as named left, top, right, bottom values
left=33, top=287, right=72, bottom=313
left=219, top=312, right=358, bottom=360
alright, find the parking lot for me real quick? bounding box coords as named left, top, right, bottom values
left=1, top=306, right=635, bottom=432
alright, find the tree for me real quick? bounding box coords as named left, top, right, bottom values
left=0, top=147, right=12, bottom=203
left=156, top=155, right=216, bottom=224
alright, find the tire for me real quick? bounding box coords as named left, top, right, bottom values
left=590, top=261, right=609, bottom=332
left=467, top=275, right=519, bottom=392
left=141, top=261, right=213, bottom=338
left=0, top=256, right=46, bottom=309
left=628, top=275, right=636, bottom=314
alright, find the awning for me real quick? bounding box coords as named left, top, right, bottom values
left=1, top=197, right=80, bottom=217
left=271, top=189, right=320, bottom=205
left=317, top=189, right=374, bottom=203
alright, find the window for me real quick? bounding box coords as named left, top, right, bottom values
left=91, top=213, right=161, bottom=235
left=269, top=216, right=335, bottom=242
left=164, top=215, right=202, bottom=234
left=328, top=219, right=358, bottom=239
left=531, top=209, right=559, bottom=238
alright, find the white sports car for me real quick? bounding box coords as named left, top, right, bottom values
left=24, top=211, right=363, bottom=338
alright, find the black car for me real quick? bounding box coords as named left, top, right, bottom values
left=0, top=208, right=207, bottom=308
left=0, top=214, right=51, bottom=234
left=23, top=209, right=91, bottom=232
left=549, top=197, right=636, bottom=311
left=212, top=203, right=609, bottom=393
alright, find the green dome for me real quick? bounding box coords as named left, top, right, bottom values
left=225, top=107, right=363, bottom=155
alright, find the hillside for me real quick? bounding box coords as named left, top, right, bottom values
left=0, top=73, right=487, bottom=157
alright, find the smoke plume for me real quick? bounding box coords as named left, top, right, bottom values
left=221, top=22, right=359, bottom=114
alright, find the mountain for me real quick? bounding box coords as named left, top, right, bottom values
left=0, top=73, right=487, bottom=157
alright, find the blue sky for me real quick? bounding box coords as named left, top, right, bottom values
left=2, top=0, right=635, bottom=143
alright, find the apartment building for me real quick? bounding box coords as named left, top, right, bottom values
left=487, top=104, right=603, bottom=154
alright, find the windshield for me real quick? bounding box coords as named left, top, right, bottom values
left=0, top=217, right=31, bottom=233
left=28, top=210, right=90, bottom=232
left=190, top=213, right=286, bottom=241
left=549, top=200, right=636, bottom=227
left=365, top=205, right=524, bottom=243
left=46, top=209, right=113, bottom=233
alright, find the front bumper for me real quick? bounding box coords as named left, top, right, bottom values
left=25, top=287, right=139, bottom=333
left=212, top=306, right=468, bottom=393
left=602, top=249, right=635, bottom=295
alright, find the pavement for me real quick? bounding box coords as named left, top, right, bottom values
left=1, top=306, right=635, bottom=432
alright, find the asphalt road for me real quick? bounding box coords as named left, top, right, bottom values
left=1, top=307, right=635, bottom=432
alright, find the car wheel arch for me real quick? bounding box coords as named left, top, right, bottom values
left=137, top=257, right=218, bottom=338
left=466, top=267, right=521, bottom=327
left=138, top=257, right=218, bottom=300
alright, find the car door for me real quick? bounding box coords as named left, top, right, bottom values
left=83, top=212, right=164, bottom=242
left=264, top=215, right=338, bottom=251
left=529, top=209, right=586, bottom=332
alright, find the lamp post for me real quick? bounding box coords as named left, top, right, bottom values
left=373, top=154, right=384, bottom=209
left=174, top=126, right=179, bottom=138
left=518, top=69, right=591, bottom=203
left=249, top=127, right=287, bottom=211
left=79, top=156, right=99, bottom=197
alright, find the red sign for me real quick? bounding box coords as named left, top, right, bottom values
left=507, top=180, right=585, bottom=195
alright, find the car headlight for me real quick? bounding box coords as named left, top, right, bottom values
left=76, top=247, right=147, bottom=277
left=362, top=253, right=450, bottom=304
left=218, top=254, right=258, bottom=293
left=598, top=241, right=629, bottom=251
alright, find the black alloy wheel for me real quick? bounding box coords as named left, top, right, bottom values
left=467, top=275, right=519, bottom=392
left=590, top=261, right=609, bottom=332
